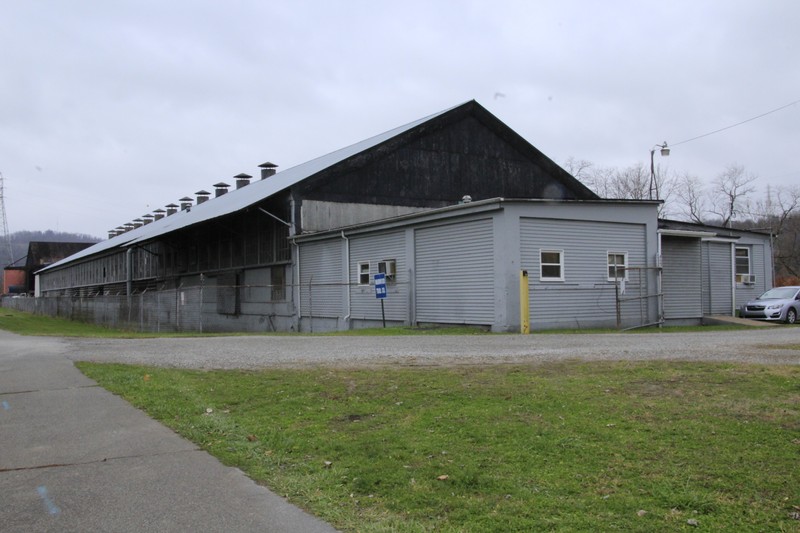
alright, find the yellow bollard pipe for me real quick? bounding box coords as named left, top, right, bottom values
left=520, top=270, right=530, bottom=334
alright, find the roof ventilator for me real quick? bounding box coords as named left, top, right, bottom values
left=214, top=182, right=230, bottom=197
left=235, top=173, right=252, bottom=189
left=259, top=162, right=278, bottom=179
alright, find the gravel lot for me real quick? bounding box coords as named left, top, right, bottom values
left=64, top=328, right=800, bottom=369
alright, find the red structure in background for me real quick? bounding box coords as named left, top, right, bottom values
left=2, top=267, right=26, bottom=294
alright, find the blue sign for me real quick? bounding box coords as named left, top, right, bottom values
left=374, top=273, right=387, bottom=299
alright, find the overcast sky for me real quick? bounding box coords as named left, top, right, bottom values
left=2, top=1, right=798, bottom=239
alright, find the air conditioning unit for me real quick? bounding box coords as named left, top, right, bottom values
left=747, top=275, right=756, bottom=285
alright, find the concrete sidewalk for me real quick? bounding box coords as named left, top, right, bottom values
left=0, top=331, right=337, bottom=533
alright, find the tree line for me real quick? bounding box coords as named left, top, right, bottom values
left=564, top=158, right=800, bottom=284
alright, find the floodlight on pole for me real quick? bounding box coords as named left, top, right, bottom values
left=649, top=142, right=670, bottom=200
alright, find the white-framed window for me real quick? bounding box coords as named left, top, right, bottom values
left=539, top=249, right=564, bottom=281
left=735, top=247, right=751, bottom=284
left=607, top=251, right=628, bottom=281
left=377, top=259, right=397, bottom=283
left=358, top=262, right=370, bottom=285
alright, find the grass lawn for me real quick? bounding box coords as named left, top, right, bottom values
left=0, top=307, right=189, bottom=337
left=0, top=307, right=494, bottom=337
left=77, top=361, right=800, bottom=532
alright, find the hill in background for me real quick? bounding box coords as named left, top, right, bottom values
left=3, top=230, right=99, bottom=268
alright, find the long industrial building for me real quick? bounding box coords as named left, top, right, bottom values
left=14, top=101, right=772, bottom=332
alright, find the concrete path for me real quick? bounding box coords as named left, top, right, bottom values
left=0, top=330, right=337, bottom=533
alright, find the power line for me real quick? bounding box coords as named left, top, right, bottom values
left=671, top=97, right=800, bottom=147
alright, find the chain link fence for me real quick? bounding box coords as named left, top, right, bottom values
left=2, top=287, right=204, bottom=332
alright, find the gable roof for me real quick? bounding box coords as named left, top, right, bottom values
left=26, top=241, right=96, bottom=268
left=41, top=100, right=595, bottom=272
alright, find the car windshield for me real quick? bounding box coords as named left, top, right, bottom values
left=758, top=287, right=799, bottom=300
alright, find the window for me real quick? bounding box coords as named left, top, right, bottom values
left=540, top=250, right=564, bottom=281
left=270, top=265, right=285, bottom=301
left=358, top=262, right=370, bottom=285
left=607, top=252, right=628, bottom=281
left=735, top=247, right=751, bottom=284
left=377, top=259, right=397, bottom=283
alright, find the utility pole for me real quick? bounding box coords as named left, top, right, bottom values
left=0, top=171, right=13, bottom=266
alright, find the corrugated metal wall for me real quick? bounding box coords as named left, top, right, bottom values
left=735, top=243, right=768, bottom=307
left=299, top=240, right=343, bottom=317
left=520, top=218, right=647, bottom=327
left=415, top=219, right=495, bottom=324
left=702, top=241, right=733, bottom=315
left=753, top=244, right=766, bottom=291
left=662, top=237, right=702, bottom=319
left=349, top=231, right=408, bottom=322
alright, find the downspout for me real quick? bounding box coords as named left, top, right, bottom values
left=730, top=242, right=736, bottom=316
left=769, top=231, right=775, bottom=289
left=289, top=194, right=301, bottom=332
left=705, top=242, right=713, bottom=314
left=291, top=238, right=301, bottom=331
left=656, top=232, right=664, bottom=325
left=126, top=247, right=133, bottom=303
left=126, top=247, right=134, bottom=326
left=341, top=231, right=351, bottom=327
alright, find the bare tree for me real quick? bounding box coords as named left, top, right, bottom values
left=562, top=157, right=593, bottom=181
left=748, top=184, right=800, bottom=279
left=674, top=172, right=707, bottom=223
left=610, top=164, right=650, bottom=199
left=708, top=164, right=757, bottom=227
left=751, top=184, right=800, bottom=233
left=563, top=158, right=676, bottom=216
left=563, top=158, right=616, bottom=198
left=775, top=213, right=800, bottom=279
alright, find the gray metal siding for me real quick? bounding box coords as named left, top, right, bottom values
left=735, top=243, right=768, bottom=307
left=662, top=237, right=703, bottom=319
left=753, top=244, right=765, bottom=290
left=520, top=218, right=648, bottom=327
left=702, top=242, right=733, bottom=315
left=299, top=240, right=343, bottom=317
left=415, top=219, right=495, bottom=324
left=350, top=231, right=408, bottom=321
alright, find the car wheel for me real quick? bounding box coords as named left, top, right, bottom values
left=787, top=308, right=798, bottom=325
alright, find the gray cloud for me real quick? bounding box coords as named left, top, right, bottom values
left=2, top=1, right=798, bottom=237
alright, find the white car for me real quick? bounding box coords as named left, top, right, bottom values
left=740, top=286, right=800, bottom=324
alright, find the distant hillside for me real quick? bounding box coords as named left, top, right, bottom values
left=3, top=230, right=100, bottom=267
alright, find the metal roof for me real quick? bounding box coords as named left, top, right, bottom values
left=39, top=102, right=466, bottom=272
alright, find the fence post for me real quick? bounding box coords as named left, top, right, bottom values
left=139, top=291, right=143, bottom=332
left=308, top=275, right=313, bottom=334
left=199, top=279, right=204, bottom=334
left=156, top=290, right=161, bottom=333
left=176, top=283, right=182, bottom=332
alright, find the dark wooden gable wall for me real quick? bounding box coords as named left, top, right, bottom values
left=294, top=100, right=597, bottom=208
left=26, top=242, right=96, bottom=268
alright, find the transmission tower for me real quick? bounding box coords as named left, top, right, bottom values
left=0, top=171, right=13, bottom=267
